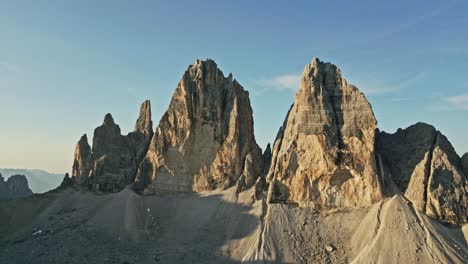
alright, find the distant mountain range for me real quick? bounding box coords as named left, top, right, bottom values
left=0, top=169, right=63, bottom=194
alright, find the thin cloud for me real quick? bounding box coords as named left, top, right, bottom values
left=258, top=70, right=426, bottom=97
left=260, top=74, right=301, bottom=92
left=357, top=71, right=427, bottom=95
left=389, top=97, right=412, bottom=102
left=445, top=93, right=468, bottom=110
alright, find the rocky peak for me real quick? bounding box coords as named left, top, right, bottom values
left=0, top=174, right=33, bottom=200
left=128, top=100, right=154, bottom=174
left=89, top=112, right=141, bottom=191
left=267, top=57, right=382, bottom=208
left=301, top=57, right=343, bottom=93
left=69, top=100, right=154, bottom=192
left=134, top=59, right=263, bottom=193
left=103, top=113, right=115, bottom=126
left=72, top=134, right=92, bottom=184
left=134, top=100, right=153, bottom=137
left=378, top=122, right=468, bottom=224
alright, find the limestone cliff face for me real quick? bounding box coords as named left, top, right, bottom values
left=72, top=134, right=92, bottom=184
left=134, top=59, right=263, bottom=193
left=71, top=100, right=153, bottom=191
left=378, top=123, right=468, bottom=224
left=128, top=100, right=154, bottom=165
left=90, top=113, right=137, bottom=189
left=266, top=58, right=383, bottom=208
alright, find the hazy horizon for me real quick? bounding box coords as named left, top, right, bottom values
left=1, top=0, right=467, bottom=174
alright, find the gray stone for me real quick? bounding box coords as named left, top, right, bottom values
left=378, top=123, right=468, bottom=224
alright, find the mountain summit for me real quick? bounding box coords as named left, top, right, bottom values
left=134, top=59, right=264, bottom=193
left=266, top=58, right=382, bottom=208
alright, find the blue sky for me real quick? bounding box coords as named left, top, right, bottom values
left=0, top=0, right=467, bottom=173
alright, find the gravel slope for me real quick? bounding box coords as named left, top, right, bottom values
left=0, top=187, right=466, bottom=263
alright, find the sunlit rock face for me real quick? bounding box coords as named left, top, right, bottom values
left=72, top=134, right=92, bottom=185
left=266, top=58, right=383, bottom=208
left=378, top=123, right=468, bottom=224
left=134, top=59, right=263, bottom=193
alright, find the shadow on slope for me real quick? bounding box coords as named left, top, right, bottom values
left=0, top=186, right=287, bottom=264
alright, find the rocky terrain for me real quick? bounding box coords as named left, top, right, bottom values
left=0, top=173, right=33, bottom=200
left=0, top=187, right=466, bottom=263
left=1, top=58, right=467, bottom=263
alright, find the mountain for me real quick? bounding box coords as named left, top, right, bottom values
left=2, top=57, right=466, bottom=263
left=135, top=59, right=263, bottom=193
left=377, top=123, right=468, bottom=224
left=71, top=101, right=154, bottom=191
left=0, top=169, right=62, bottom=194
left=266, top=58, right=382, bottom=208
left=0, top=173, right=33, bottom=199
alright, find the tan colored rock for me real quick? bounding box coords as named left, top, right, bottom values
left=134, top=59, right=262, bottom=193
left=378, top=123, right=468, bottom=224
left=71, top=134, right=92, bottom=184
left=266, top=58, right=382, bottom=208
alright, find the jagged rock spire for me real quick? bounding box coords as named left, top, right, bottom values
left=103, top=113, right=115, bottom=126
left=378, top=123, right=468, bottom=224
left=134, top=59, right=263, bottom=193
left=70, top=99, right=155, bottom=192
left=267, top=57, right=382, bottom=208
left=128, top=100, right=154, bottom=173
left=72, top=134, right=92, bottom=184
left=134, top=100, right=153, bottom=136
